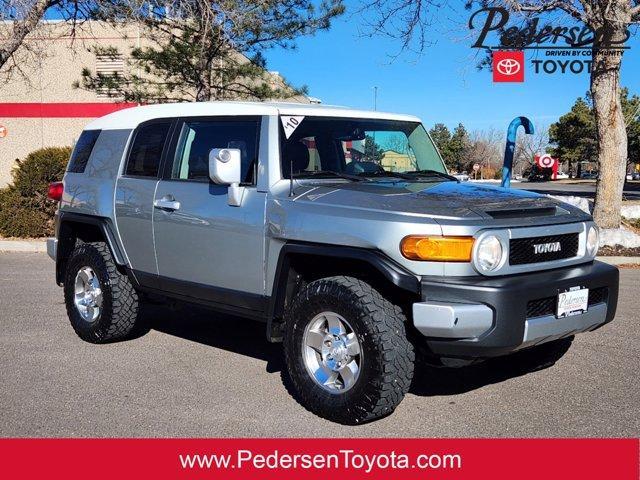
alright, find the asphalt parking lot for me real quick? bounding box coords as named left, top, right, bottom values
left=1, top=252, right=638, bottom=437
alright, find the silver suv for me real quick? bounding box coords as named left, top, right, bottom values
left=47, top=102, right=619, bottom=424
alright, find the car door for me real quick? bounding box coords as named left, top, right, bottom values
left=152, top=116, right=267, bottom=315
left=115, top=119, right=173, bottom=288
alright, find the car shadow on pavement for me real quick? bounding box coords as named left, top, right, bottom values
left=143, top=303, right=285, bottom=374
left=410, top=337, right=572, bottom=397
left=142, top=303, right=568, bottom=397
left=410, top=362, right=534, bottom=396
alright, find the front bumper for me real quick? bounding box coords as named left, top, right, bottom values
left=413, top=260, right=619, bottom=359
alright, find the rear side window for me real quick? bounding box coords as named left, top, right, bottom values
left=125, top=122, right=171, bottom=177
left=67, top=130, right=101, bottom=173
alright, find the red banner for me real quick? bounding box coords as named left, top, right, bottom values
left=0, top=438, right=637, bottom=479
left=0, top=102, right=138, bottom=118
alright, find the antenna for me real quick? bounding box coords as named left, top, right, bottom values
left=289, top=156, right=294, bottom=197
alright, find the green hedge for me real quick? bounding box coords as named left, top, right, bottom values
left=0, top=147, right=71, bottom=238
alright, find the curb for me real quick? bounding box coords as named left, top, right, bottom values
left=596, top=256, right=640, bottom=266
left=0, top=239, right=47, bottom=253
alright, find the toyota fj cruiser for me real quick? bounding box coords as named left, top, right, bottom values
left=47, top=102, right=619, bottom=424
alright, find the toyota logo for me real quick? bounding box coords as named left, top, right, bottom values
left=496, top=58, right=521, bottom=76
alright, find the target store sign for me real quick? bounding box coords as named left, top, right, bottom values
left=536, top=154, right=557, bottom=169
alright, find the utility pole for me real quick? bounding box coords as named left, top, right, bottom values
left=372, top=86, right=378, bottom=111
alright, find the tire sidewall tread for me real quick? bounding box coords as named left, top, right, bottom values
left=63, top=241, right=139, bottom=343
left=284, top=275, right=414, bottom=424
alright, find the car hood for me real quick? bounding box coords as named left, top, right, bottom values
left=290, top=180, right=590, bottom=224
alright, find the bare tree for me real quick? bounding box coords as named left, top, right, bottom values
left=465, top=128, right=503, bottom=177
left=0, top=0, right=97, bottom=83
left=498, top=1, right=639, bottom=228
left=355, top=0, right=442, bottom=54
left=0, top=1, right=58, bottom=74
left=515, top=124, right=549, bottom=175
left=361, top=0, right=640, bottom=228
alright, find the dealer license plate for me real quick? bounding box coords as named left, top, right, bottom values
left=557, top=287, right=589, bottom=318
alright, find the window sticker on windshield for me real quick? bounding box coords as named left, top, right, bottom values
left=280, top=115, right=305, bottom=139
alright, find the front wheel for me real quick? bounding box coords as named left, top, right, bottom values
left=284, top=276, right=414, bottom=424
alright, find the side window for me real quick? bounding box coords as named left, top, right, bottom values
left=67, top=130, right=101, bottom=173
left=125, top=122, right=171, bottom=177
left=171, top=119, right=259, bottom=183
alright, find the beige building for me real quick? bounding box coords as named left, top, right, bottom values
left=380, top=150, right=416, bottom=172
left=0, top=20, right=307, bottom=186
left=0, top=21, right=139, bottom=186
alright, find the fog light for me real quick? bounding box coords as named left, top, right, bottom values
left=586, top=226, right=599, bottom=257
left=475, top=235, right=503, bottom=271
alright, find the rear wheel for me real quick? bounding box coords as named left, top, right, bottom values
left=64, top=241, right=140, bottom=343
left=284, top=276, right=414, bottom=424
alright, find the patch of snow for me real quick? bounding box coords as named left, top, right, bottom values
left=546, top=195, right=591, bottom=214
left=599, top=226, right=640, bottom=248
left=621, top=204, right=640, bottom=219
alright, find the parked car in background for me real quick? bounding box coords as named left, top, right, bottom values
left=555, top=171, right=569, bottom=180
left=524, top=165, right=552, bottom=182
left=580, top=171, right=598, bottom=179
left=453, top=171, right=469, bottom=182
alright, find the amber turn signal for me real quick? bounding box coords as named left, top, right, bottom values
left=400, top=235, right=474, bottom=262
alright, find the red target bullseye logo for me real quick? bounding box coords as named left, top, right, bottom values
left=537, top=154, right=554, bottom=168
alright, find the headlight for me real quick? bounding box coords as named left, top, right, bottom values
left=400, top=236, right=474, bottom=262
left=586, top=225, right=599, bottom=257
left=475, top=235, right=504, bottom=271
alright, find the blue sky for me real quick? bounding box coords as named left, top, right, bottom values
left=266, top=1, right=640, bottom=132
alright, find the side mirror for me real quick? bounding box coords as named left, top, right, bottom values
left=208, top=148, right=245, bottom=207
left=209, top=148, right=242, bottom=185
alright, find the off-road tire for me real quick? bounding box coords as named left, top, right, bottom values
left=284, top=276, right=414, bottom=424
left=64, top=241, right=140, bottom=343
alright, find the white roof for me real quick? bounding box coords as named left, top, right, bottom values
left=84, top=101, right=421, bottom=130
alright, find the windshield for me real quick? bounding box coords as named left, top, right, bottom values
left=280, top=117, right=447, bottom=180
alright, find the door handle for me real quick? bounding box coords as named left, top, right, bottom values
left=153, top=197, right=181, bottom=211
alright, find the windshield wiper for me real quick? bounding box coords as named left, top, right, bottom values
left=357, top=169, right=459, bottom=182
left=357, top=170, right=415, bottom=180
left=403, top=169, right=460, bottom=182
left=292, top=170, right=369, bottom=182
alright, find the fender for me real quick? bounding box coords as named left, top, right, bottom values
left=56, top=212, right=128, bottom=284
left=266, top=242, right=420, bottom=341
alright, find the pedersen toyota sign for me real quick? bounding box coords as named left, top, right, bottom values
left=468, top=7, right=630, bottom=82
